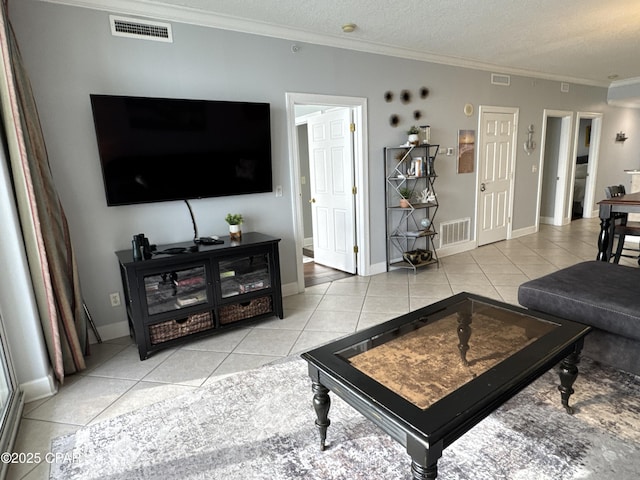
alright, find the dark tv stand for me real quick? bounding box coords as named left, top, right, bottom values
left=116, top=232, right=284, bottom=360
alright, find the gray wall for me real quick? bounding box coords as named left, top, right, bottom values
left=9, top=1, right=640, bottom=335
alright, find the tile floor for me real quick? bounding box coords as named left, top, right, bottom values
left=9, top=217, right=637, bottom=480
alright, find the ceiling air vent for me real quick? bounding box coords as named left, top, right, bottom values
left=491, top=73, right=511, bottom=86
left=109, top=15, right=173, bottom=43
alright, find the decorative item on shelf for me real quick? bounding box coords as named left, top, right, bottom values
left=420, top=218, right=431, bottom=229
left=616, top=132, right=628, bottom=142
left=420, top=125, right=431, bottom=144
left=426, top=155, right=436, bottom=176
left=417, top=188, right=430, bottom=204
left=398, top=187, right=412, bottom=208
left=402, top=249, right=432, bottom=266
left=225, top=213, right=243, bottom=240
left=523, top=124, right=536, bottom=155
left=407, top=125, right=420, bottom=146
left=411, top=157, right=424, bottom=177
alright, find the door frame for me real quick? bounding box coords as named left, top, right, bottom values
left=571, top=112, right=603, bottom=218
left=536, top=110, right=573, bottom=227
left=305, top=107, right=357, bottom=273
left=285, top=93, right=370, bottom=293
left=475, top=105, right=518, bottom=245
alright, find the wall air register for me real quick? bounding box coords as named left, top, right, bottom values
left=109, top=15, right=173, bottom=43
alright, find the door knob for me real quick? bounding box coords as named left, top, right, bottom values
left=310, top=198, right=316, bottom=203
left=480, top=183, right=486, bottom=192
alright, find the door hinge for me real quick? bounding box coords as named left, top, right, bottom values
left=352, top=186, right=357, bottom=195
left=350, top=123, right=356, bottom=133
left=353, top=245, right=359, bottom=254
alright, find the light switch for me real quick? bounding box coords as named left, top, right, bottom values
left=275, top=185, right=283, bottom=197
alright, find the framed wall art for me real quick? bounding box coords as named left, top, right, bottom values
left=457, top=129, right=475, bottom=174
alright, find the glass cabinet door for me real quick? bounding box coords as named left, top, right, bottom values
left=219, top=253, right=271, bottom=299
left=143, top=265, right=208, bottom=316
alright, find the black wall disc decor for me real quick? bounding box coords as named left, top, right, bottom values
left=420, top=87, right=429, bottom=99
left=384, top=91, right=394, bottom=102
left=400, top=89, right=412, bottom=104
left=389, top=114, right=400, bottom=127
left=414, top=110, right=422, bottom=120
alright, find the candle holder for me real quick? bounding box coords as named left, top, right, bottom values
left=420, top=125, right=431, bottom=144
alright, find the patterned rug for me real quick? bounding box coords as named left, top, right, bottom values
left=50, top=356, right=640, bottom=479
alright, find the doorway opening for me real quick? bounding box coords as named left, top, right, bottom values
left=285, top=93, right=370, bottom=292
left=538, top=110, right=573, bottom=227
left=571, top=113, right=602, bottom=219
left=572, top=118, right=592, bottom=220
left=537, top=111, right=602, bottom=227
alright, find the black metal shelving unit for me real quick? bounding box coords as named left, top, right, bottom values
left=384, top=144, right=440, bottom=272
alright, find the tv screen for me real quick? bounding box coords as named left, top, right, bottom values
left=90, top=94, right=273, bottom=206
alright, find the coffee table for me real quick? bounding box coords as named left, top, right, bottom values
left=301, top=292, right=591, bottom=479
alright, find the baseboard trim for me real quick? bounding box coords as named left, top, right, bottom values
left=282, top=281, right=299, bottom=297
left=437, top=240, right=476, bottom=258
left=512, top=225, right=537, bottom=238
left=20, top=369, right=57, bottom=403
left=91, top=320, right=131, bottom=343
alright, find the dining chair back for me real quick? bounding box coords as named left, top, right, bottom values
left=604, top=184, right=640, bottom=264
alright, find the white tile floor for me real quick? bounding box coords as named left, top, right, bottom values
left=9, top=217, right=637, bottom=480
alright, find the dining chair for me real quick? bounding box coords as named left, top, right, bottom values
left=604, top=184, right=640, bottom=264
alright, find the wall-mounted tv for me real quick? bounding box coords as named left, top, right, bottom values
left=90, top=94, right=273, bottom=206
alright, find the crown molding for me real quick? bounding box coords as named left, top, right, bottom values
left=609, top=76, right=640, bottom=88
left=39, top=0, right=610, bottom=88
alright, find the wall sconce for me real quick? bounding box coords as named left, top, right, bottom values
left=616, top=132, right=628, bottom=142
left=523, top=124, right=536, bottom=155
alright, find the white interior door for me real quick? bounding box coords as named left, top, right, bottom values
left=477, top=108, right=517, bottom=246
left=307, top=108, right=356, bottom=273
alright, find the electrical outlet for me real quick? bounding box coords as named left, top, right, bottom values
left=109, top=292, right=121, bottom=307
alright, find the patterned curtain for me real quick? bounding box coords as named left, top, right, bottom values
left=0, top=1, right=87, bottom=383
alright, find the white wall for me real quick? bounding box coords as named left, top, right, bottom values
left=8, top=0, right=640, bottom=340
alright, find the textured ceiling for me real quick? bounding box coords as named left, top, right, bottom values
left=42, top=0, right=640, bottom=86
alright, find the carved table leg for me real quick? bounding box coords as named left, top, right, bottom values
left=558, top=349, right=581, bottom=414
left=457, top=307, right=472, bottom=366
left=597, top=214, right=611, bottom=261
left=312, top=381, right=331, bottom=451
left=411, top=460, right=438, bottom=480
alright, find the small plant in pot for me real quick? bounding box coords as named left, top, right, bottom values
left=225, top=213, right=243, bottom=240
left=407, top=125, right=420, bottom=146
left=398, top=187, right=412, bottom=208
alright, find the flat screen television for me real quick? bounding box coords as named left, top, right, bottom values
left=90, top=94, right=273, bottom=206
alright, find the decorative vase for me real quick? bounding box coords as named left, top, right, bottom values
left=408, top=134, right=419, bottom=146
left=400, top=198, right=411, bottom=208
left=229, top=224, right=242, bottom=240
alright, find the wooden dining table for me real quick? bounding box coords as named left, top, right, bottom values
left=596, top=190, right=640, bottom=261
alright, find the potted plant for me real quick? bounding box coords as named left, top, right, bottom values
left=225, top=213, right=243, bottom=240
left=398, top=187, right=412, bottom=208
left=407, top=125, right=420, bottom=146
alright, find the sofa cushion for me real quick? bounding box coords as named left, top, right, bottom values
left=518, top=261, right=640, bottom=341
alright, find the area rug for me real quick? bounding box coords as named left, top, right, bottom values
left=50, top=356, right=640, bottom=479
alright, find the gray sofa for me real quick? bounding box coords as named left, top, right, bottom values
left=518, top=261, right=640, bottom=376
